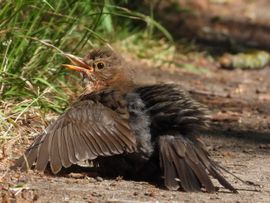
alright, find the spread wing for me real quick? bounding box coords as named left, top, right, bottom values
left=15, top=100, right=136, bottom=174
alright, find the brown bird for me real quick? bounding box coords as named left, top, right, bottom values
left=14, top=47, right=237, bottom=193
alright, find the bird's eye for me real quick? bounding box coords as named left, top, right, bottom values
left=95, top=62, right=105, bottom=70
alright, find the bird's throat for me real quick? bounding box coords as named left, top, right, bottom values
left=83, top=78, right=134, bottom=95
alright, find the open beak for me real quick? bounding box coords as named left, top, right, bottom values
left=62, top=53, right=93, bottom=72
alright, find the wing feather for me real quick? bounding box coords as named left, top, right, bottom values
left=35, top=134, right=50, bottom=172
left=50, top=129, right=62, bottom=174
left=89, top=124, right=111, bottom=156
left=79, top=128, right=99, bottom=157
left=78, top=128, right=98, bottom=159
left=59, top=128, right=72, bottom=168
left=112, top=125, right=135, bottom=153
left=16, top=134, right=43, bottom=171
left=14, top=99, right=136, bottom=173
left=65, top=123, right=79, bottom=164
left=73, top=125, right=90, bottom=161
left=102, top=126, right=126, bottom=153
left=94, top=124, right=121, bottom=154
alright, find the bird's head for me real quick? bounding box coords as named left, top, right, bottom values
left=63, top=47, right=134, bottom=92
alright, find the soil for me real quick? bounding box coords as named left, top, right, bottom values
left=1, top=55, right=270, bottom=202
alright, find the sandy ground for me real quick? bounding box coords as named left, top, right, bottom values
left=1, top=57, right=270, bottom=202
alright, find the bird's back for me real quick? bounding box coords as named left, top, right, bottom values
left=132, top=84, right=237, bottom=192
left=79, top=84, right=210, bottom=162
left=134, top=84, right=209, bottom=137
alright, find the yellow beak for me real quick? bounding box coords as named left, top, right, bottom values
left=62, top=53, right=93, bottom=72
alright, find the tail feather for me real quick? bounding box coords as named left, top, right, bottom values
left=209, top=165, right=238, bottom=193
left=168, top=144, right=201, bottom=192
left=160, top=141, right=180, bottom=190
left=193, top=139, right=238, bottom=193
left=159, top=135, right=237, bottom=193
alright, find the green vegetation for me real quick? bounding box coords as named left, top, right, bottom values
left=219, top=50, right=270, bottom=69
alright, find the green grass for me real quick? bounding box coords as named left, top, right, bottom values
left=0, top=0, right=173, bottom=140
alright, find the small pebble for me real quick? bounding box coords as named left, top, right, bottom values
left=115, top=176, right=123, bottom=181
left=68, top=173, right=85, bottom=179
left=91, top=192, right=102, bottom=197
left=144, top=191, right=155, bottom=197
left=109, top=182, right=116, bottom=187
left=95, top=176, right=103, bottom=182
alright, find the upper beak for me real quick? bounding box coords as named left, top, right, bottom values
left=62, top=53, right=93, bottom=72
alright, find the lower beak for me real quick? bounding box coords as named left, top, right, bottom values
left=62, top=53, right=93, bottom=72
left=62, top=64, right=87, bottom=72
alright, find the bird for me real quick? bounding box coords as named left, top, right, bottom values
left=14, top=47, right=237, bottom=193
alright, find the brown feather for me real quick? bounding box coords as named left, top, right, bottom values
left=72, top=125, right=89, bottom=160
left=18, top=134, right=43, bottom=171
left=65, top=124, right=78, bottom=164
left=78, top=128, right=98, bottom=160
left=192, top=142, right=235, bottom=192
left=209, top=166, right=238, bottom=193
left=94, top=124, right=121, bottom=154
left=112, top=125, right=135, bottom=153
left=79, top=128, right=99, bottom=157
left=159, top=137, right=180, bottom=190
left=102, top=125, right=125, bottom=154
left=50, top=129, right=62, bottom=174
left=185, top=157, right=215, bottom=192
left=159, top=136, right=214, bottom=192
left=35, top=134, right=50, bottom=172
left=59, top=129, right=72, bottom=168
left=168, top=143, right=201, bottom=192
left=85, top=125, right=108, bottom=156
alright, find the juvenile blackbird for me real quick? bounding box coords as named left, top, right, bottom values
left=15, top=47, right=237, bottom=193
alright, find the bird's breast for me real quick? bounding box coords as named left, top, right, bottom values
left=126, top=92, right=154, bottom=160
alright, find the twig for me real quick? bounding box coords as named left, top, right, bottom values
left=21, top=36, right=66, bottom=55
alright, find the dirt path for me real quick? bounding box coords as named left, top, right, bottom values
left=1, top=58, right=270, bottom=202
left=2, top=137, right=269, bottom=202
